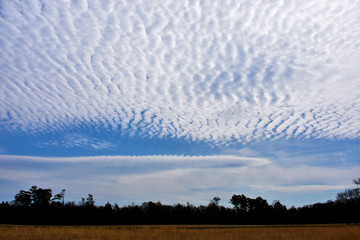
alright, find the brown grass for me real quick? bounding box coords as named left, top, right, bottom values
left=0, top=224, right=359, bottom=240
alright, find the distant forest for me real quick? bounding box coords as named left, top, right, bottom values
left=1, top=178, right=359, bottom=225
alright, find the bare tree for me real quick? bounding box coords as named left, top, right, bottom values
left=337, top=178, right=360, bottom=202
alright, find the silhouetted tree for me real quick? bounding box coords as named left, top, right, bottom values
left=336, top=178, right=360, bottom=202
left=336, top=178, right=360, bottom=223
left=85, top=194, right=95, bottom=207
left=113, top=203, right=120, bottom=212
left=14, top=190, right=31, bottom=206
left=230, top=194, right=248, bottom=212
left=337, top=189, right=360, bottom=201
left=248, top=196, right=269, bottom=213
left=29, top=186, right=52, bottom=207
left=104, top=202, right=112, bottom=210
left=271, top=200, right=288, bottom=223
left=52, top=189, right=65, bottom=206
left=209, top=197, right=221, bottom=206
left=14, top=186, right=52, bottom=207
left=272, top=200, right=287, bottom=211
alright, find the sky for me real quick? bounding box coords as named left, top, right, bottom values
left=0, top=0, right=360, bottom=208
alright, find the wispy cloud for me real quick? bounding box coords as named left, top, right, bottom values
left=0, top=168, right=50, bottom=182
left=252, top=184, right=353, bottom=193
left=1, top=0, right=360, bottom=143
left=37, top=134, right=115, bottom=149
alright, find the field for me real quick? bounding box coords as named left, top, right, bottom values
left=0, top=224, right=359, bottom=240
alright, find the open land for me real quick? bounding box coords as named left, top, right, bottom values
left=0, top=224, right=359, bottom=240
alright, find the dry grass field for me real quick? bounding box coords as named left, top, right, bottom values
left=0, top=224, right=359, bottom=240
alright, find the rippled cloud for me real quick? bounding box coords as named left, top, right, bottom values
left=1, top=0, right=360, bottom=143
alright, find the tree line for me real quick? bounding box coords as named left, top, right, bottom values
left=0, top=178, right=359, bottom=225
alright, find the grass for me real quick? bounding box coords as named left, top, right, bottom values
left=0, top=224, right=359, bottom=240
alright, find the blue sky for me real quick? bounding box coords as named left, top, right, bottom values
left=1, top=0, right=360, bottom=207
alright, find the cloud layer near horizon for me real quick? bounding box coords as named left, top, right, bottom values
left=0, top=154, right=358, bottom=206
left=1, top=0, right=360, bottom=142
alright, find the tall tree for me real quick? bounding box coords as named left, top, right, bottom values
left=14, top=186, right=52, bottom=207
left=29, top=186, right=52, bottom=207
left=14, top=190, right=31, bottom=206
left=230, top=194, right=248, bottom=212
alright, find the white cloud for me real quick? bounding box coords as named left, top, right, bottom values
left=0, top=0, right=360, bottom=142
left=0, top=154, right=270, bottom=167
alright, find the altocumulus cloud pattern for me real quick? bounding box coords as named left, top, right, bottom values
left=1, top=0, right=360, bottom=142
